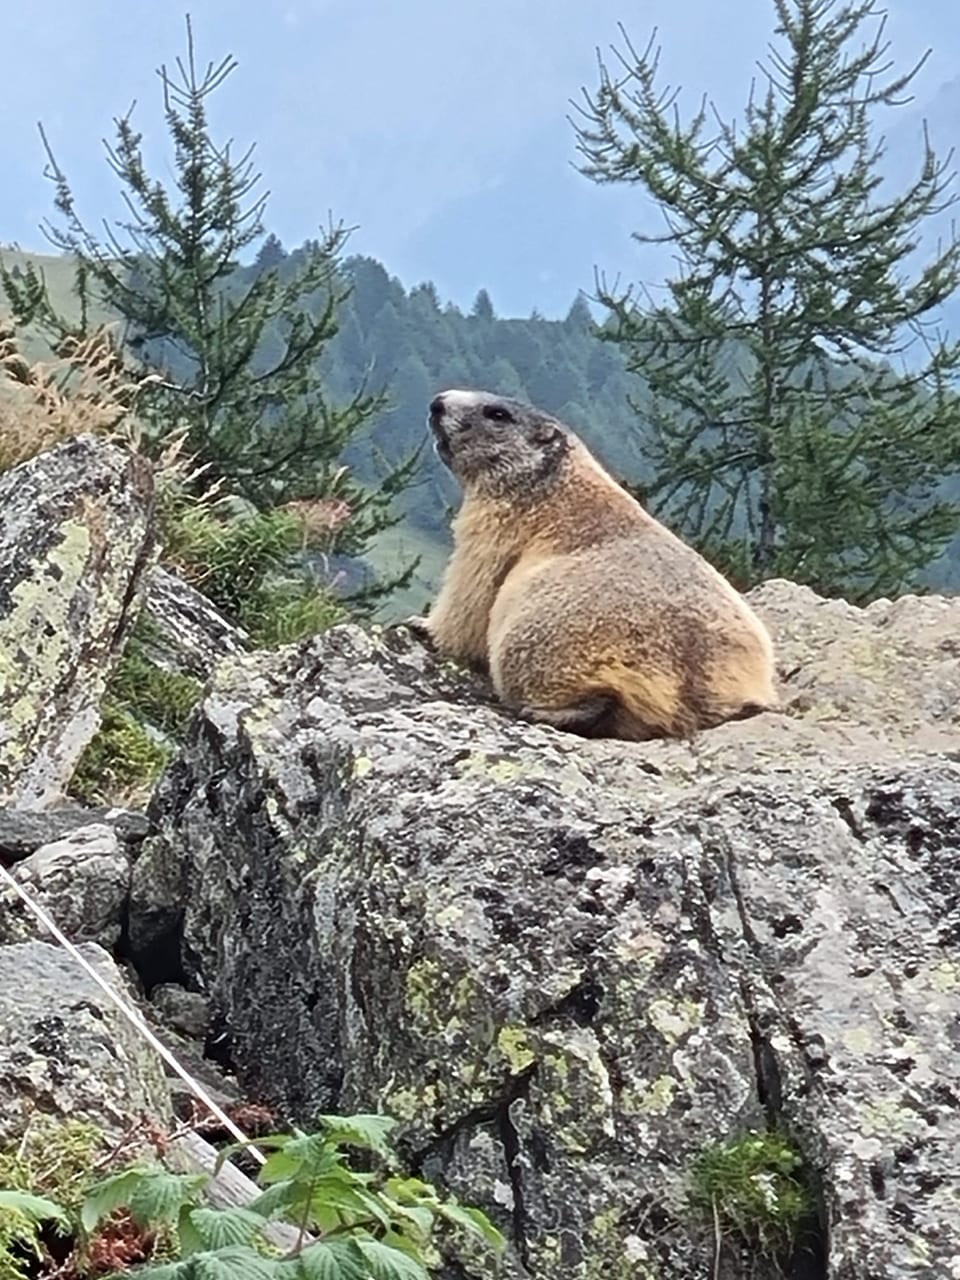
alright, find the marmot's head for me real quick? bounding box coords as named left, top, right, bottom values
left=428, top=389, right=571, bottom=497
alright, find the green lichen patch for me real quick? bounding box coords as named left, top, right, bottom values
left=496, top=1025, right=537, bottom=1074
left=688, top=1128, right=813, bottom=1263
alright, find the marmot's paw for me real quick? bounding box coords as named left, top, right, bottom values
left=403, top=614, right=435, bottom=646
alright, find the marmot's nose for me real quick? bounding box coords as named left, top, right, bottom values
left=429, top=393, right=446, bottom=418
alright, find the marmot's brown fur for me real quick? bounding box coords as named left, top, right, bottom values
left=415, top=389, right=779, bottom=741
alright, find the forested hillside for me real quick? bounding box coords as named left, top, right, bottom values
left=245, top=246, right=960, bottom=608
left=4, top=242, right=958, bottom=610
left=316, top=254, right=652, bottom=605
left=119, top=241, right=656, bottom=611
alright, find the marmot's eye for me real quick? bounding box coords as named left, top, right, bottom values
left=483, top=404, right=512, bottom=423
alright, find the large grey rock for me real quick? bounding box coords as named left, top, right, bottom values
left=0, top=940, right=171, bottom=1144
left=131, top=580, right=960, bottom=1279
left=0, top=435, right=157, bottom=809
left=141, top=565, right=250, bottom=681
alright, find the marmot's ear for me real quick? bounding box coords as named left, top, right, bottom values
left=530, top=420, right=562, bottom=446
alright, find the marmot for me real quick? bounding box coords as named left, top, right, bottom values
left=414, top=389, right=779, bottom=741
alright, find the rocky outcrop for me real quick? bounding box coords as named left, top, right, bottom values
left=0, top=428, right=956, bottom=1275
left=0, top=940, right=170, bottom=1145
left=128, top=580, right=960, bottom=1279
left=0, top=435, right=157, bottom=809
left=141, top=566, right=250, bottom=681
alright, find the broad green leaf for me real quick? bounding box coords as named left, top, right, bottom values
left=177, top=1203, right=205, bottom=1256
left=129, top=1169, right=208, bottom=1227
left=379, top=1227, right=436, bottom=1262
left=192, top=1246, right=279, bottom=1279
left=249, top=1169, right=357, bottom=1223
left=310, top=1178, right=391, bottom=1229
left=276, top=1238, right=369, bottom=1280
left=436, top=1201, right=506, bottom=1251
left=123, top=1262, right=189, bottom=1280
left=379, top=1199, right=434, bottom=1240
left=316, top=1115, right=397, bottom=1159
left=258, top=1148, right=307, bottom=1187
left=278, top=1134, right=334, bottom=1170
left=82, top=1165, right=207, bottom=1235
left=302, top=1200, right=343, bottom=1237
left=188, top=1206, right=268, bottom=1250
left=382, top=1178, right=436, bottom=1206
left=248, top=1178, right=304, bottom=1219
left=355, top=1238, right=430, bottom=1280
left=259, top=1135, right=337, bottom=1185
left=0, top=1188, right=69, bottom=1229
left=81, top=1166, right=153, bottom=1232
left=147, top=1245, right=280, bottom=1279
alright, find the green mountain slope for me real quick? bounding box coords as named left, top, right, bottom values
left=3, top=244, right=957, bottom=614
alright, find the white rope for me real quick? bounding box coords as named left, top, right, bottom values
left=0, top=859, right=264, bottom=1166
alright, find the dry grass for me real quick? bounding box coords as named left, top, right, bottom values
left=0, top=323, right=153, bottom=471
left=282, top=490, right=353, bottom=550
left=0, top=323, right=216, bottom=516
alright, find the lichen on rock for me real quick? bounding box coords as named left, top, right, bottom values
left=0, top=435, right=157, bottom=808
left=0, top=941, right=170, bottom=1146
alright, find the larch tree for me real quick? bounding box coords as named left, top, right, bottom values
left=573, top=0, right=960, bottom=599
left=2, top=18, right=416, bottom=568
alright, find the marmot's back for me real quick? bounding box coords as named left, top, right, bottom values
left=420, top=389, right=779, bottom=742
left=488, top=536, right=777, bottom=740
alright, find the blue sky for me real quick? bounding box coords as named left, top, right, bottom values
left=3, top=0, right=959, bottom=317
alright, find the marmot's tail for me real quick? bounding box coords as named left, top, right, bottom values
left=589, top=663, right=685, bottom=741
left=594, top=662, right=779, bottom=743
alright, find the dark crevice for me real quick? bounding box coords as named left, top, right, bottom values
left=497, top=1067, right=536, bottom=1272
left=743, top=985, right=784, bottom=1119
left=532, top=973, right=603, bottom=1027
left=203, top=1010, right=236, bottom=1073
left=721, top=837, right=830, bottom=1280
left=408, top=1064, right=537, bottom=1273
left=408, top=1099, right=498, bottom=1169
left=118, top=912, right=187, bottom=994
left=831, top=795, right=867, bottom=842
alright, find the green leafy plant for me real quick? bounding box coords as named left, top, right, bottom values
left=80, top=1114, right=504, bottom=1279
left=688, top=1128, right=812, bottom=1263
left=1, top=18, right=417, bottom=590
left=0, top=1190, right=69, bottom=1280
left=0, top=1118, right=106, bottom=1279
left=574, top=0, right=960, bottom=600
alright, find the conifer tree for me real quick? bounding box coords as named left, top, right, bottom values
left=573, top=0, right=960, bottom=598
left=253, top=233, right=287, bottom=274
left=2, top=18, right=415, bottom=562
left=470, top=289, right=496, bottom=322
